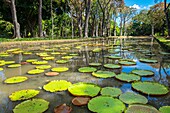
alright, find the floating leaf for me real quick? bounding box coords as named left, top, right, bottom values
left=51, top=67, right=69, bottom=72
left=35, top=65, right=51, bottom=70
left=27, top=69, right=44, bottom=75
left=78, top=67, right=97, bottom=73
left=100, top=87, right=122, bottom=97
left=92, top=48, right=102, bottom=52
left=89, top=63, right=102, bottom=67
left=115, top=73, right=140, bottom=82
left=159, top=106, right=170, bottom=113
left=45, top=72, right=59, bottom=76
left=23, top=52, right=32, bottom=55
left=4, top=61, right=15, bottom=65
left=61, top=56, right=73, bottom=60
left=0, top=68, right=3, bottom=71
left=42, top=56, right=55, bottom=60
left=43, top=80, right=72, bottom=92
left=4, top=76, right=28, bottom=84
left=107, top=55, right=122, bottom=59
left=92, top=70, right=116, bottom=78
left=119, top=59, right=136, bottom=66
left=131, top=69, right=154, bottom=76
left=56, top=60, right=69, bottom=64
left=104, top=64, right=121, bottom=69
left=72, top=97, right=91, bottom=106
left=68, top=82, right=100, bottom=97
left=8, top=64, right=21, bottom=68
left=132, top=82, right=169, bottom=95
left=139, top=58, right=158, bottom=63
left=119, top=92, right=148, bottom=104
left=26, top=59, right=38, bottom=63
left=54, top=103, right=72, bottom=113
left=88, top=96, right=125, bottom=113
left=9, top=89, right=40, bottom=101
left=32, top=61, right=48, bottom=65
left=125, top=104, right=160, bottom=113
left=13, top=99, right=49, bottom=113
left=0, top=63, right=5, bottom=66
left=7, top=48, right=20, bottom=52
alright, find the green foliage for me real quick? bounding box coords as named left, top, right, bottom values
left=4, top=76, right=28, bottom=84
left=100, top=87, right=122, bottom=97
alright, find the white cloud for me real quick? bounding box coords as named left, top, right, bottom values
left=130, top=4, right=141, bottom=9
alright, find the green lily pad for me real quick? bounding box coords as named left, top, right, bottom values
left=0, top=68, right=3, bottom=71
left=107, top=55, right=122, bottom=59
left=23, top=52, right=32, bottom=55
left=26, top=59, right=38, bottom=63
left=9, top=89, right=40, bottom=101
left=42, top=56, right=55, bottom=60
left=27, top=69, right=45, bottom=75
left=51, top=52, right=61, bottom=55
left=43, top=80, right=72, bottom=92
left=92, top=70, right=116, bottom=78
left=104, top=64, right=121, bottom=69
left=115, top=73, right=140, bottom=82
left=132, top=82, right=169, bottom=95
left=92, top=48, right=102, bottom=52
left=51, top=67, right=69, bottom=72
left=32, top=61, right=48, bottom=65
left=7, top=48, right=20, bottom=52
left=100, top=87, right=122, bottom=97
left=35, top=65, right=51, bottom=70
left=68, top=82, right=101, bottom=97
left=131, top=69, right=154, bottom=76
left=119, top=59, right=136, bottom=66
left=61, top=56, right=73, bottom=60
left=37, top=53, right=49, bottom=57
left=78, top=67, right=97, bottom=73
left=125, top=104, right=160, bottom=113
left=159, top=106, right=170, bottom=113
left=119, top=92, right=148, bottom=104
left=13, top=99, right=49, bottom=113
left=88, top=96, right=125, bottom=113
left=4, top=76, right=28, bottom=84
left=69, top=53, right=79, bottom=56
left=89, top=63, right=102, bottom=67
left=56, top=60, right=69, bottom=64
left=0, top=62, right=5, bottom=66
left=8, top=64, right=21, bottom=68
left=139, top=58, right=158, bottom=63
left=4, top=61, right=15, bottom=65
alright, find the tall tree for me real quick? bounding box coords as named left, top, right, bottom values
left=38, top=0, right=43, bottom=37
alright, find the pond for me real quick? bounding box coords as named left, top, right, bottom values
left=0, top=37, right=169, bottom=113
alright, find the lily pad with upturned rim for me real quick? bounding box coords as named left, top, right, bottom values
left=92, top=70, right=116, bottom=78
left=100, top=87, right=122, bottom=97
left=9, top=89, right=40, bottom=101
left=115, top=73, right=140, bottom=82
left=43, top=80, right=72, bottom=92
left=119, top=92, right=148, bottom=104
left=132, top=81, right=169, bottom=95
left=56, top=60, right=69, bottom=64
left=159, top=106, right=170, bottom=113
left=107, top=55, right=122, bottom=59
left=27, top=69, right=45, bottom=75
left=32, top=61, right=48, bottom=65
left=4, top=61, right=15, bottom=65
left=13, top=98, right=49, bottom=113
left=4, top=76, right=28, bottom=84
left=45, top=72, right=59, bottom=76
left=42, top=56, right=55, bottom=60
left=51, top=67, right=69, bottom=72
left=131, top=69, right=154, bottom=76
left=0, top=68, right=3, bottom=71
left=88, top=96, right=125, bottom=113
left=139, top=58, right=158, bottom=63
left=125, top=104, right=160, bottom=113
left=78, top=67, right=97, bottom=73
left=26, top=59, right=38, bottom=63
left=8, top=64, right=21, bottom=68
left=119, top=59, right=136, bottom=66
left=35, top=65, right=51, bottom=70
left=68, top=82, right=101, bottom=97
left=92, top=48, right=102, bottom=52
left=89, top=63, right=102, bottom=67
left=104, top=64, right=121, bottom=69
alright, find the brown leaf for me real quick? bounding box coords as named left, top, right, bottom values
left=54, top=104, right=72, bottom=113
left=72, top=97, right=90, bottom=106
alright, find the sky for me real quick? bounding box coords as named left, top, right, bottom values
left=125, top=0, right=170, bottom=10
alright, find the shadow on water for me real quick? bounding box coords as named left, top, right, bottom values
left=0, top=37, right=170, bottom=113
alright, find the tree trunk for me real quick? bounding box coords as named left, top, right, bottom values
left=114, top=17, right=117, bottom=36
left=151, top=24, right=154, bottom=36
left=96, top=20, right=99, bottom=37
left=10, top=0, right=21, bottom=38
left=84, top=0, right=91, bottom=38
left=164, top=0, right=170, bottom=37
left=120, top=15, right=123, bottom=36
left=38, top=0, right=43, bottom=37
left=78, top=16, right=83, bottom=38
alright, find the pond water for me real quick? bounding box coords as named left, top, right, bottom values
left=0, top=37, right=169, bottom=113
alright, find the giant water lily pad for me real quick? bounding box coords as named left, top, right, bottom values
left=119, top=92, right=148, bottom=104
left=45, top=72, right=59, bottom=76
left=159, top=106, right=170, bottom=113
left=0, top=68, right=3, bottom=71
left=9, top=89, right=40, bottom=101
left=27, top=69, right=45, bottom=75
left=100, top=87, right=122, bottom=97
left=92, top=70, right=116, bottom=78
left=32, top=61, right=48, bottom=65
left=78, top=67, right=97, bottom=73
left=35, top=65, right=51, bottom=70
left=0, top=62, right=5, bottom=66
left=89, top=62, right=102, bottom=67
left=62, top=56, right=73, bottom=60
left=92, top=48, right=102, bottom=52
left=43, top=80, right=72, bottom=92
left=68, top=82, right=101, bottom=97
left=125, top=104, right=160, bottom=113
left=13, top=99, right=49, bottom=113
left=8, top=64, right=21, bottom=68
left=115, top=73, right=140, bottom=82
left=26, top=59, right=38, bottom=63
left=4, top=76, right=28, bottom=84
left=4, top=61, right=15, bottom=65
left=139, top=58, right=158, bottom=63
left=51, top=67, right=69, bottom=72
left=88, top=96, right=125, bottom=113
left=131, top=69, right=154, bottom=76
left=104, top=64, right=121, bottom=69
left=56, top=60, right=69, bottom=64
left=42, top=56, right=55, bottom=60
left=119, top=59, right=136, bottom=66
left=107, top=55, right=122, bottom=59
left=132, top=82, right=169, bottom=95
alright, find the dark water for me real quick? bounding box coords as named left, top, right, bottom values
left=0, top=37, right=169, bottom=113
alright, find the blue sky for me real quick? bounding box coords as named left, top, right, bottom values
left=125, top=0, right=170, bottom=10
